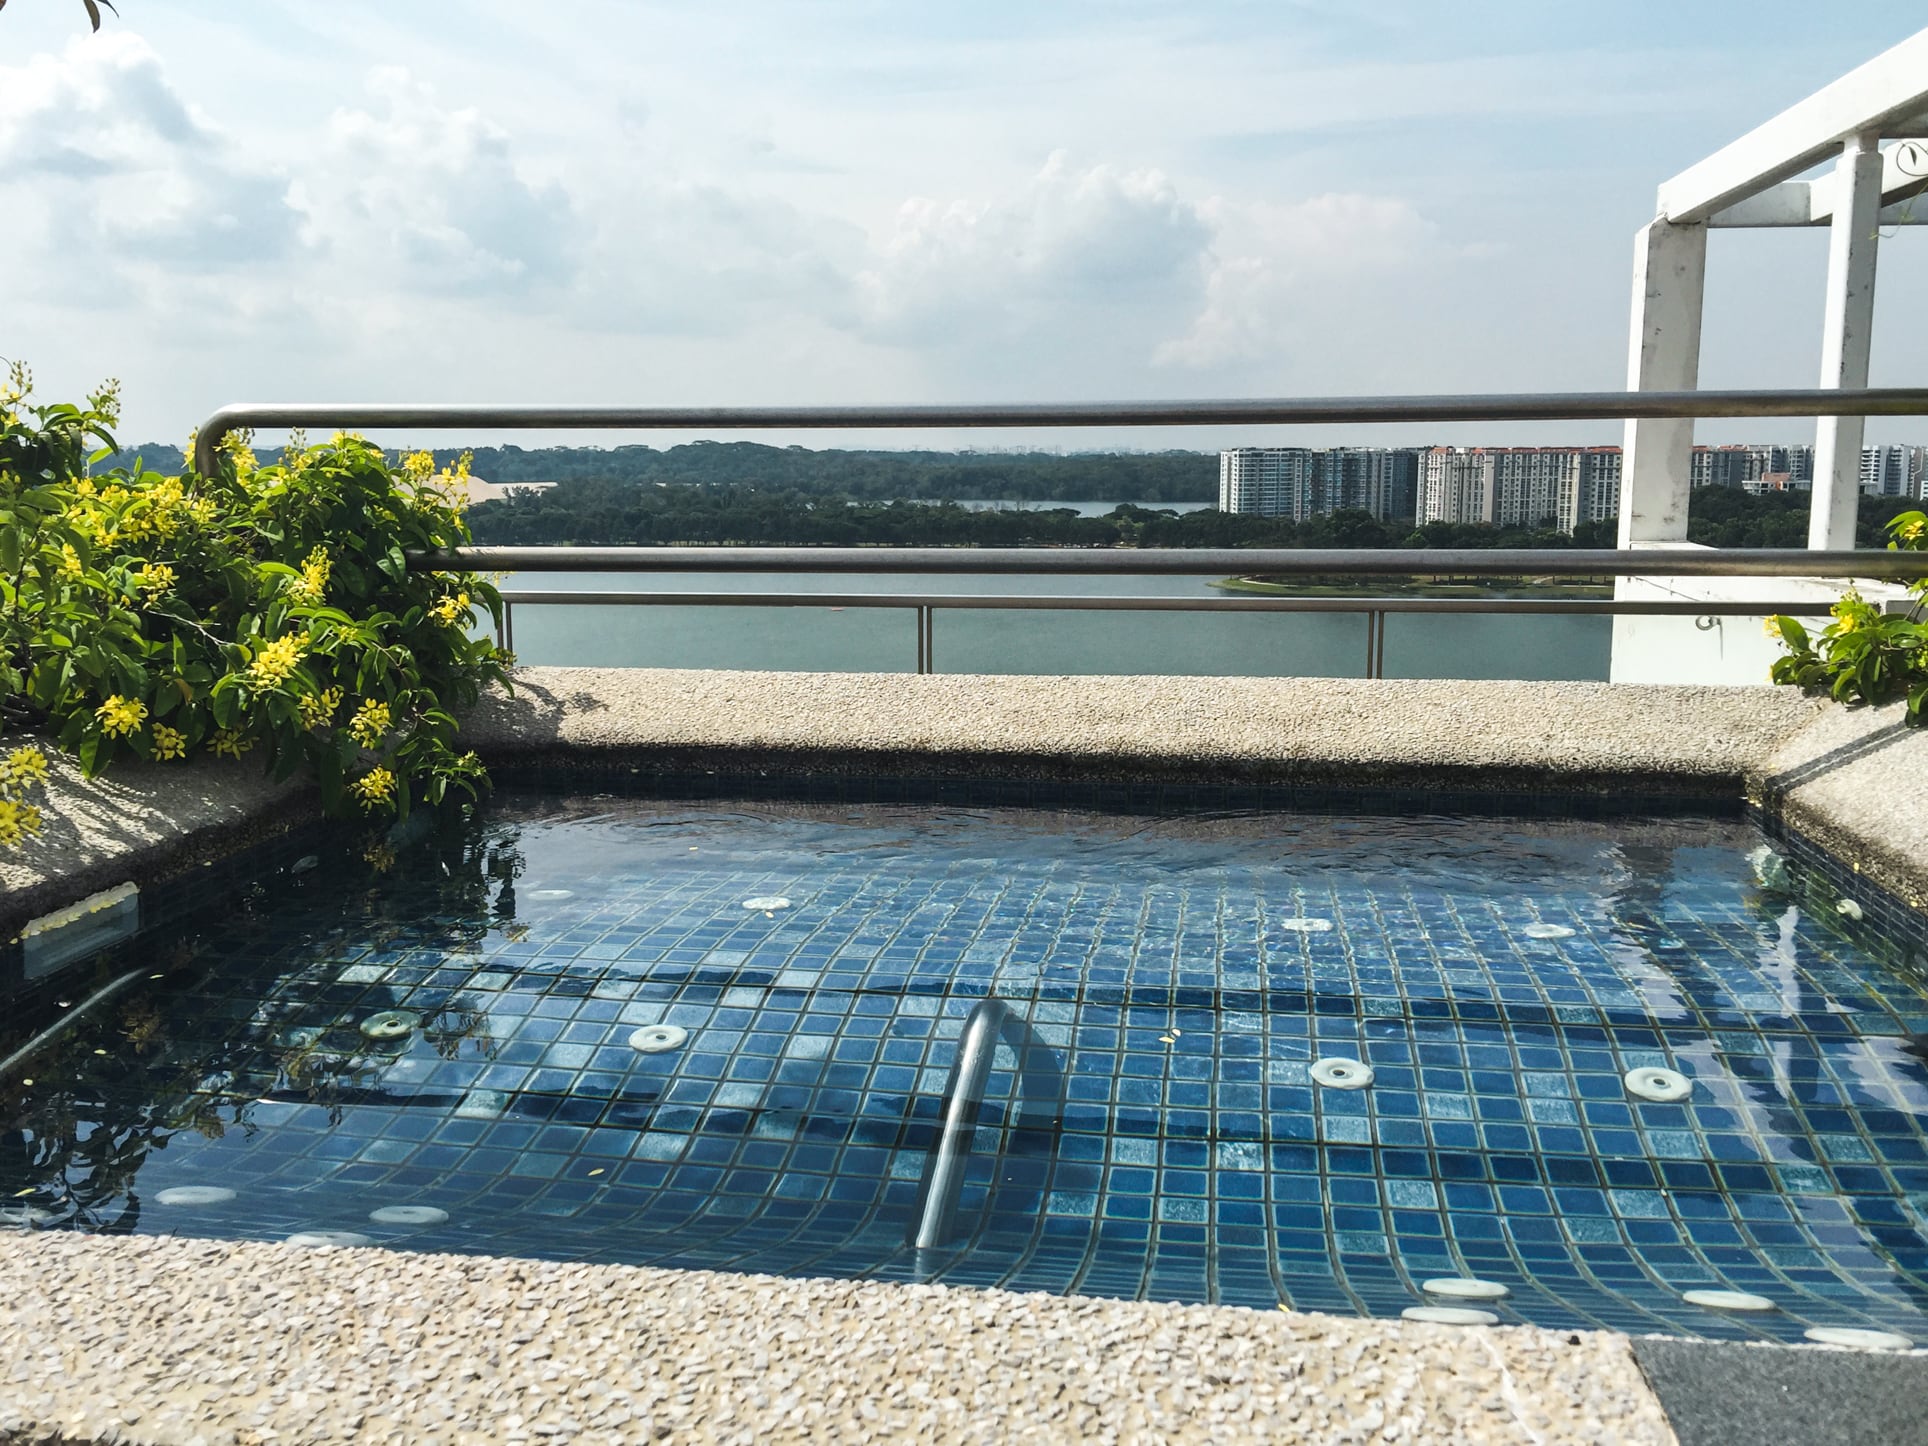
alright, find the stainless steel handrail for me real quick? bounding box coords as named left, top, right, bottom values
left=192, top=386, right=1928, bottom=477
left=491, top=590, right=1845, bottom=614
left=430, top=547, right=1928, bottom=579
left=908, top=996, right=1063, bottom=1255
left=911, top=997, right=1013, bottom=1253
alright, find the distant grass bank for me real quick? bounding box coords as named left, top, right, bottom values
left=1214, top=574, right=1615, bottom=599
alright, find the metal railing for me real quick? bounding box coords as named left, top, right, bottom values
left=192, top=386, right=1928, bottom=478
left=486, top=588, right=1855, bottom=679
left=192, top=388, right=1928, bottom=678
left=908, top=996, right=1062, bottom=1256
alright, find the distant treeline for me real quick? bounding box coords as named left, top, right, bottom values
left=99, top=440, right=1220, bottom=504
left=96, top=440, right=1920, bottom=549
left=465, top=487, right=1606, bottom=549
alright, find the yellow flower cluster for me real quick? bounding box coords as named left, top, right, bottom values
left=58, top=543, right=83, bottom=575
left=0, top=743, right=47, bottom=850
left=352, top=766, right=397, bottom=810
left=209, top=728, right=253, bottom=759
left=1762, top=617, right=1783, bottom=641
left=1900, top=516, right=1926, bottom=545
left=150, top=724, right=188, bottom=761
left=220, top=432, right=258, bottom=481
left=400, top=448, right=472, bottom=513
left=0, top=746, right=50, bottom=791
left=288, top=546, right=332, bottom=604
left=348, top=699, right=391, bottom=748
left=298, top=685, right=344, bottom=731
left=429, top=591, right=471, bottom=626
left=0, top=798, right=42, bottom=848
left=96, top=696, right=147, bottom=737
left=247, top=633, right=306, bottom=690
left=136, top=562, right=176, bottom=600
left=118, top=476, right=188, bottom=542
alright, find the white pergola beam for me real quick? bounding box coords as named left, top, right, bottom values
left=1618, top=220, right=1706, bottom=546
left=1810, top=136, right=1884, bottom=551
left=1658, top=26, right=1928, bottom=222
left=1706, top=143, right=1928, bottom=225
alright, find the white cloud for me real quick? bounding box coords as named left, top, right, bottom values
left=854, top=153, right=1213, bottom=363
left=300, top=67, right=575, bottom=296
left=0, top=33, right=300, bottom=275
left=1156, top=192, right=1441, bottom=370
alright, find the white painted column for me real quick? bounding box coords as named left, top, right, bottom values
left=1617, top=219, right=1707, bottom=546
left=1809, top=131, right=1884, bottom=550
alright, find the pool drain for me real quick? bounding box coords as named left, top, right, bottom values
left=1681, top=1289, right=1776, bottom=1312
left=369, top=1205, right=449, bottom=1227
left=1279, top=917, right=1333, bottom=934
left=156, top=1186, right=236, bottom=1207
left=1422, top=1278, right=1510, bottom=1301
left=630, top=1024, right=689, bottom=1054
left=1401, top=1306, right=1497, bottom=1326
left=358, top=1010, right=419, bottom=1042
left=742, top=896, right=792, bottom=912
left=1521, top=923, right=1574, bottom=940
left=1310, top=1057, right=1374, bottom=1090
left=1624, top=1066, right=1692, bottom=1103
left=1803, top=1326, right=1914, bottom=1350
left=284, top=1230, right=371, bottom=1248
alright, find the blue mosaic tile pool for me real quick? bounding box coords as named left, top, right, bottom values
left=5, top=789, right=1928, bottom=1345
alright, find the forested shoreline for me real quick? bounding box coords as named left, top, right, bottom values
left=101, top=441, right=1920, bottom=549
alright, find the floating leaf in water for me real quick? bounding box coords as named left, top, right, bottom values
left=588, top=1168, right=605, bottom=1177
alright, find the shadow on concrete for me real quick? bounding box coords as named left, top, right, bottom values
left=1633, top=1337, right=1928, bottom=1446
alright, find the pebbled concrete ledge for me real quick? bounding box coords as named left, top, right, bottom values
left=0, top=748, right=309, bottom=948
left=1748, top=696, right=1928, bottom=911
left=461, top=669, right=1824, bottom=796
left=0, top=1233, right=1674, bottom=1445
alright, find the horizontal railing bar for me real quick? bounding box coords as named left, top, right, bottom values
left=492, top=590, right=1849, bottom=617
left=425, top=546, right=1928, bottom=579
left=195, top=387, right=1928, bottom=476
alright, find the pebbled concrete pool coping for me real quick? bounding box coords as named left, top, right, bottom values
left=8, top=667, right=1928, bottom=1443
left=462, top=669, right=1825, bottom=796
left=0, top=1233, right=1677, bottom=1445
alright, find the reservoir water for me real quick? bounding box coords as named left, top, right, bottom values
left=496, top=570, right=1613, bottom=681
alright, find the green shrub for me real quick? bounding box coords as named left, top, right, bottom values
left=0, top=364, right=511, bottom=847
left=1769, top=510, right=1928, bottom=720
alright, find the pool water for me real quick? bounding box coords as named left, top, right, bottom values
left=5, top=790, right=1928, bottom=1344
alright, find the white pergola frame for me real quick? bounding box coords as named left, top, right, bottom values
left=1620, top=26, right=1928, bottom=550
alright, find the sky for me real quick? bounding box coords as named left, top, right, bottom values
left=2, top=0, right=1927, bottom=455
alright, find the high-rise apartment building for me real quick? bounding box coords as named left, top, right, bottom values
left=1218, top=447, right=1418, bottom=524
left=1578, top=448, right=1622, bottom=526
left=1744, top=444, right=1814, bottom=485
left=1691, top=446, right=1752, bottom=489
left=1217, top=448, right=1315, bottom=517
left=1861, top=444, right=1910, bottom=496
left=1417, top=447, right=1617, bottom=532
left=1419, top=448, right=1491, bottom=526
